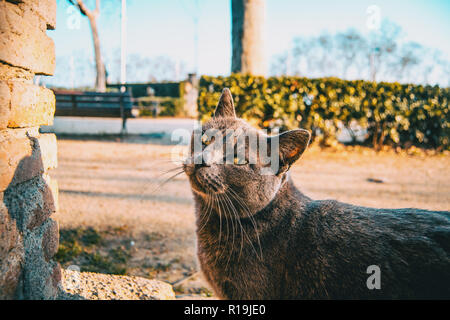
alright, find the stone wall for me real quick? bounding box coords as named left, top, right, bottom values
left=0, top=0, right=60, bottom=299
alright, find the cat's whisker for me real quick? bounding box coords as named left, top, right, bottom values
left=215, top=194, right=229, bottom=264
left=207, top=193, right=214, bottom=230
left=220, top=194, right=235, bottom=271
left=217, top=194, right=234, bottom=270
left=220, top=193, right=236, bottom=272
left=223, top=192, right=245, bottom=261
left=217, top=194, right=223, bottom=248
left=213, top=195, right=221, bottom=264
left=197, top=191, right=213, bottom=234
left=133, top=163, right=186, bottom=199
left=226, top=191, right=260, bottom=261
left=227, top=188, right=263, bottom=261
left=207, top=193, right=215, bottom=231
left=157, top=166, right=185, bottom=177
left=148, top=170, right=184, bottom=195
left=147, top=158, right=186, bottom=164
left=221, top=194, right=238, bottom=259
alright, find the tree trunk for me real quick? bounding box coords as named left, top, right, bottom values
left=88, top=16, right=106, bottom=92
left=231, top=0, right=265, bottom=75
left=69, top=0, right=106, bottom=92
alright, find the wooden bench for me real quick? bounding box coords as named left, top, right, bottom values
left=53, top=90, right=136, bottom=133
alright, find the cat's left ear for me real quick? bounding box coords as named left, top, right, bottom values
left=276, top=129, right=311, bottom=174
left=214, top=88, right=236, bottom=118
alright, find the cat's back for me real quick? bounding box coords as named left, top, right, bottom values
left=288, top=199, right=450, bottom=299
left=301, top=199, right=450, bottom=251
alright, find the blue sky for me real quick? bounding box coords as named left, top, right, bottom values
left=49, top=0, right=450, bottom=86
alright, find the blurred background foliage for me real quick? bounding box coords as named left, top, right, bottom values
left=198, top=74, right=449, bottom=151
left=136, top=96, right=185, bottom=117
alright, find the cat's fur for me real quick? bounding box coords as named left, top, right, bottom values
left=183, top=88, right=450, bottom=299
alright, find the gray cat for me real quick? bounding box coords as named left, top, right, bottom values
left=183, top=88, right=450, bottom=299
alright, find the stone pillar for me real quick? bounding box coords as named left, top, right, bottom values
left=183, top=73, right=199, bottom=118
left=0, top=0, right=60, bottom=299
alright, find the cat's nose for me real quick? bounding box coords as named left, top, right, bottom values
left=193, top=151, right=216, bottom=167
left=184, top=154, right=209, bottom=174
left=194, top=157, right=211, bottom=169
left=195, top=158, right=210, bottom=168
left=202, top=149, right=221, bottom=166
left=192, top=153, right=209, bottom=167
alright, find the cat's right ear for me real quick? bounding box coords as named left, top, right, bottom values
left=214, top=88, right=236, bottom=118
left=275, top=129, right=311, bottom=175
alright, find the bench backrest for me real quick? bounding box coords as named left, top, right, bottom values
left=53, top=90, right=134, bottom=118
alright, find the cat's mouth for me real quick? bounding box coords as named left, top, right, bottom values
left=186, top=167, right=226, bottom=195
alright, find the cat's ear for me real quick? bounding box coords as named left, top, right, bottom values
left=276, top=129, right=311, bottom=174
left=214, top=88, right=236, bottom=118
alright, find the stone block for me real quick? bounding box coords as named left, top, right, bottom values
left=0, top=1, right=55, bottom=75
left=3, top=174, right=58, bottom=232
left=42, top=218, right=58, bottom=261
left=0, top=62, right=34, bottom=82
left=20, top=0, right=57, bottom=30
left=0, top=130, right=58, bottom=192
left=0, top=81, right=55, bottom=129
left=7, top=82, right=55, bottom=128
left=0, top=82, right=11, bottom=129
left=0, top=199, right=24, bottom=299
left=22, top=219, right=60, bottom=299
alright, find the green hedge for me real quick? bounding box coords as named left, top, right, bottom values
left=107, top=82, right=183, bottom=98
left=198, top=75, right=449, bottom=150
left=136, top=96, right=185, bottom=117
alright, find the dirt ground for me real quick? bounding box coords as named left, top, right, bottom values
left=51, top=137, right=450, bottom=299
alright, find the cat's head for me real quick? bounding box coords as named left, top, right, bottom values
left=184, top=88, right=310, bottom=215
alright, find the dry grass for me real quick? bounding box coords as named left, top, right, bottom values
left=294, top=145, right=450, bottom=210
left=51, top=138, right=450, bottom=299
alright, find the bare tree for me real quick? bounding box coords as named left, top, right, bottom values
left=314, top=33, right=335, bottom=77
left=335, top=29, right=367, bottom=79
left=68, top=0, right=106, bottom=92
left=231, top=0, right=266, bottom=75
left=392, top=42, right=423, bottom=83
left=291, top=37, right=314, bottom=76
left=437, top=56, right=450, bottom=87
left=291, top=34, right=337, bottom=78
left=367, top=20, right=401, bottom=82
left=276, top=21, right=448, bottom=85
left=125, top=54, right=187, bottom=83
left=418, top=48, right=444, bottom=85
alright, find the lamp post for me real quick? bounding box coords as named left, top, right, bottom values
left=120, top=0, right=127, bottom=92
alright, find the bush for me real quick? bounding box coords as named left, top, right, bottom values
left=136, top=96, right=185, bottom=117
left=198, top=75, right=449, bottom=150
left=106, top=82, right=183, bottom=98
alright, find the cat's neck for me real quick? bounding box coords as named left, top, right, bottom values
left=254, top=174, right=311, bottom=221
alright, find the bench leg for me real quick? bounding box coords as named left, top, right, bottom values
left=121, top=117, right=128, bottom=136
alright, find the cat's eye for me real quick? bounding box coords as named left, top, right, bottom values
left=233, top=155, right=248, bottom=165
left=201, top=133, right=214, bottom=146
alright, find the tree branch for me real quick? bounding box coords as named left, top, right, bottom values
left=93, top=0, right=100, bottom=17
left=68, top=0, right=95, bottom=18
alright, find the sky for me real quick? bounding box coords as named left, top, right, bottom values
left=48, top=0, right=450, bottom=87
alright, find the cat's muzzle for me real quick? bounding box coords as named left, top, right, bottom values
left=185, top=164, right=225, bottom=194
